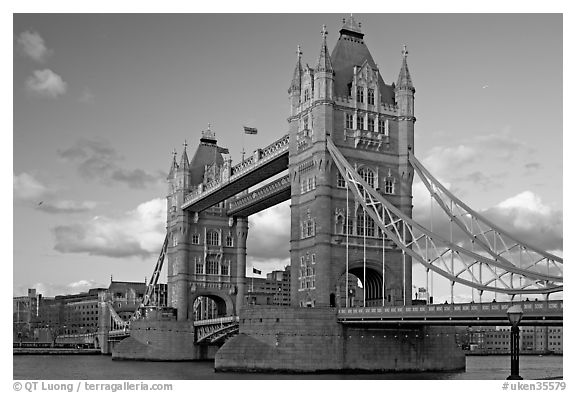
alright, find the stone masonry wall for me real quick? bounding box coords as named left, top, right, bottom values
left=215, top=305, right=465, bottom=372
left=112, top=320, right=217, bottom=361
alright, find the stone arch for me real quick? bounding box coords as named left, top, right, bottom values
left=336, top=259, right=396, bottom=307
left=189, top=290, right=235, bottom=321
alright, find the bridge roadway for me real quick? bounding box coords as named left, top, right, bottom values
left=337, top=300, right=563, bottom=326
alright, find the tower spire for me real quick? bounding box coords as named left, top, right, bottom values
left=396, top=44, right=414, bottom=91
left=289, top=45, right=304, bottom=93
left=167, top=148, right=178, bottom=179
left=179, top=139, right=189, bottom=170
left=316, top=25, right=334, bottom=73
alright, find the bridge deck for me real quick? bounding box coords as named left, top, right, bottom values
left=337, top=300, right=562, bottom=326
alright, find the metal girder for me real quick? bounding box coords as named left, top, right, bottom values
left=409, top=152, right=562, bottom=279
left=226, top=174, right=291, bottom=216
left=326, top=138, right=562, bottom=296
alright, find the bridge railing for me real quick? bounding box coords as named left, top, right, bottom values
left=193, top=315, right=239, bottom=327
left=337, top=300, right=563, bottom=318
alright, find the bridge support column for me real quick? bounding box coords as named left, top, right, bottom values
left=235, top=217, right=248, bottom=314
left=97, top=297, right=111, bottom=354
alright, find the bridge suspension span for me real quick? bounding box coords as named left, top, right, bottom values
left=326, top=137, right=562, bottom=302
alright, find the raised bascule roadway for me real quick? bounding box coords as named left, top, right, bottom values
left=100, top=16, right=562, bottom=372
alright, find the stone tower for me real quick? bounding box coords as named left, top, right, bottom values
left=166, top=127, right=247, bottom=321
left=287, top=16, right=414, bottom=307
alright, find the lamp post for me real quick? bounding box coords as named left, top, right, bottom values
left=506, top=305, right=524, bottom=380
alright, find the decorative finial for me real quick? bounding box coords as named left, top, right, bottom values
left=297, top=44, right=302, bottom=58
left=402, top=44, right=409, bottom=58
left=342, top=17, right=346, bottom=24
left=183, top=139, right=188, bottom=150
left=207, top=123, right=211, bottom=131
left=321, top=24, right=328, bottom=38
left=172, top=148, right=177, bottom=159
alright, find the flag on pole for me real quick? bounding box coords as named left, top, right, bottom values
left=217, top=146, right=230, bottom=154
left=252, top=267, right=261, bottom=275
left=244, top=126, right=258, bottom=135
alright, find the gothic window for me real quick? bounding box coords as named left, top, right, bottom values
left=303, top=115, right=309, bottom=130
left=221, top=260, right=230, bottom=276
left=367, top=116, right=375, bottom=132
left=356, top=87, right=364, bottom=103
left=191, top=233, right=200, bottom=244
left=347, top=82, right=353, bottom=97
left=311, top=254, right=316, bottom=264
left=344, top=216, right=354, bottom=235
left=368, top=88, right=375, bottom=105
left=195, top=258, right=204, bottom=274
left=337, top=172, right=346, bottom=188
left=206, top=230, right=220, bottom=246
left=357, top=115, right=364, bottom=130
left=345, top=113, right=354, bottom=129
left=358, top=167, right=375, bottom=188
left=206, top=256, right=218, bottom=275
left=384, top=178, right=395, bottom=195
left=301, top=219, right=316, bottom=239
left=304, top=89, right=310, bottom=101
left=226, top=235, right=233, bottom=247
left=171, top=233, right=178, bottom=247
left=300, top=256, right=305, bottom=266
left=300, top=180, right=306, bottom=194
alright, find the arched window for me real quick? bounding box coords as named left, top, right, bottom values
left=358, top=167, right=375, bottom=188
left=337, top=172, right=346, bottom=188
left=384, top=178, right=395, bottom=195
left=206, top=230, right=220, bottom=246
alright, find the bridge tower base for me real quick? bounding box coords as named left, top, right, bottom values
left=215, top=306, right=465, bottom=373
left=111, top=320, right=218, bottom=361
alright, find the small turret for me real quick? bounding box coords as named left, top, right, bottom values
left=314, top=25, right=335, bottom=101
left=395, top=45, right=415, bottom=117
left=167, top=148, right=178, bottom=180
left=176, top=141, right=191, bottom=192
left=288, top=45, right=303, bottom=114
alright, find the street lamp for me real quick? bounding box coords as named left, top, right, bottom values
left=506, top=305, right=524, bottom=380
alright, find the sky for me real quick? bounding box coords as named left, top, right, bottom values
left=12, top=13, right=564, bottom=302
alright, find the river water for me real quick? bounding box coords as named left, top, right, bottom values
left=13, top=355, right=562, bottom=380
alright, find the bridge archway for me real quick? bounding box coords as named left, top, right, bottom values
left=336, top=259, right=400, bottom=307
left=189, top=291, right=235, bottom=321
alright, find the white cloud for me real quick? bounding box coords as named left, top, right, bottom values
left=422, top=145, right=477, bottom=175
left=14, top=280, right=107, bottom=297
left=25, top=69, right=67, bottom=98
left=16, top=30, right=52, bottom=62
left=37, top=200, right=99, bottom=214
left=483, top=191, right=562, bottom=251
left=52, top=198, right=166, bottom=258
left=247, top=201, right=290, bottom=260
left=14, top=172, right=50, bottom=201
left=14, top=173, right=97, bottom=213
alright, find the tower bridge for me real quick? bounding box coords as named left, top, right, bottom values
left=109, top=16, right=562, bottom=372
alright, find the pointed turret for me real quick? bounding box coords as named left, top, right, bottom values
left=167, top=148, right=178, bottom=180
left=395, top=45, right=415, bottom=118
left=396, top=45, right=414, bottom=92
left=179, top=140, right=190, bottom=171
left=314, top=25, right=335, bottom=101
left=289, top=46, right=303, bottom=114
left=316, top=25, right=334, bottom=73
left=289, top=45, right=303, bottom=94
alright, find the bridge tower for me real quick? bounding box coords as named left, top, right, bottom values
left=288, top=16, right=414, bottom=307
left=166, top=127, right=246, bottom=321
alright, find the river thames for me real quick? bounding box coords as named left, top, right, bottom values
left=13, top=354, right=562, bottom=380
